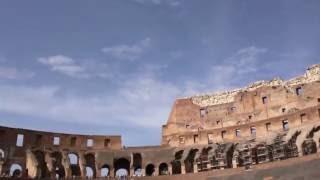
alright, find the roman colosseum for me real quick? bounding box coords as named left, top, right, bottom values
left=1, top=64, right=320, bottom=179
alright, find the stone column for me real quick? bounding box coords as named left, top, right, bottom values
left=78, top=153, right=86, bottom=178
left=141, top=168, right=146, bottom=176
left=45, top=152, right=53, bottom=177
left=193, top=163, right=198, bottom=173
left=109, top=167, right=114, bottom=177
left=168, top=164, right=172, bottom=175
left=219, top=161, right=224, bottom=170
left=130, top=168, right=136, bottom=177
left=181, top=165, right=186, bottom=174
left=0, top=161, right=3, bottom=176
left=61, top=152, right=71, bottom=178
left=232, top=157, right=238, bottom=168
left=154, top=166, right=159, bottom=176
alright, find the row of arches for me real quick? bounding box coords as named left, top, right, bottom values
left=2, top=124, right=320, bottom=179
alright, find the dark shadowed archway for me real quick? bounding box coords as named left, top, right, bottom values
left=159, top=163, right=168, bottom=175
left=114, top=158, right=130, bottom=177
left=145, top=164, right=155, bottom=176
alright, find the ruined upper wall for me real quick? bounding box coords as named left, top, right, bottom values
left=190, top=64, right=320, bottom=107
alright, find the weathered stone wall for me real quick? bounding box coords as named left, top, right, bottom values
left=162, top=64, right=320, bottom=147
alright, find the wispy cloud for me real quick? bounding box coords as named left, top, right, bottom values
left=132, top=0, right=182, bottom=7
left=101, top=38, right=151, bottom=61
left=38, top=55, right=87, bottom=78
left=38, top=55, right=113, bottom=79
left=0, top=66, right=35, bottom=80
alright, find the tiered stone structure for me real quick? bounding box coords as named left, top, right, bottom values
left=1, top=64, right=320, bottom=179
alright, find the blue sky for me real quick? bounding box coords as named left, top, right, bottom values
left=0, top=0, right=319, bottom=146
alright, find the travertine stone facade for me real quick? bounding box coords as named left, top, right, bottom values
left=162, top=64, right=320, bottom=147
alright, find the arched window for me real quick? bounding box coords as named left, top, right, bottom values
left=101, top=164, right=110, bottom=177
left=10, top=164, right=22, bottom=178
left=145, top=164, right=155, bottom=176
left=114, top=158, right=130, bottom=177
left=159, top=163, right=168, bottom=175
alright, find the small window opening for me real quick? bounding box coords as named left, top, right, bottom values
left=179, top=136, right=185, bottom=144
left=35, top=134, right=42, bottom=145
left=104, top=139, right=111, bottom=147
left=282, top=108, right=286, bottom=113
left=87, top=139, right=93, bottom=147
left=250, top=126, right=256, bottom=136
left=282, top=120, right=289, bottom=131
left=200, top=108, right=206, bottom=118
left=16, top=134, right=24, bottom=147
left=248, top=115, right=252, bottom=120
left=262, top=96, right=268, bottom=104
left=317, top=98, right=320, bottom=103
left=185, top=124, right=190, bottom=128
left=230, top=107, right=236, bottom=112
left=266, top=122, right=271, bottom=131
left=70, top=137, right=77, bottom=146
left=53, top=137, right=60, bottom=145
left=235, top=129, right=240, bottom=137
left=216, top=120, right=221, bottom=125
left=296, top=87, right=303, bottom=96
left=207, top=133, right=213, bottom=144
left=221, top=131, right=226, bottom=139
left=193, top=134, right=199, bottom=143
left=300, top=113, right=307, bottom=123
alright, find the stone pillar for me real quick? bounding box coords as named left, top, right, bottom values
left=95, top=166, right=101, bottom=178
left=168, top=164, right=172, bottom=175
left=154, top=166, right=159, bottom=176
left=232, top=157, right=238, bottom=168
left=45, top=152, right=53, bottom=177
left=62, top=152, right=71, bottom=178
left=109, top=167, right=114, bottom=177
left=193, top=163, right=198, bottom=173
left=0, top=161, right=3, bottom=176
left=219, top=161, right=224, bottom=170
left=78, top=153, right=86, bottom=178
left=130, top=168, right=134, bottom=177
left=141, top=168, right=146, bottom=176
left=181, top=165, right=186, bottom=174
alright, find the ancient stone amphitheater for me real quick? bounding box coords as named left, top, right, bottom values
left=2, top=64, right=320, bottom=180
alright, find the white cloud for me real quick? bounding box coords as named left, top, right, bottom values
left=182, top=46, right=268, bottom=94
left=38, top=55, right=87, bottom=78
left=101, top=38, right=151, bottom=61
left=38, top=55, right=113, bottom=79
left=132, top=0, right=182, bottom=6
left=0, top=66, right=35, bottom=80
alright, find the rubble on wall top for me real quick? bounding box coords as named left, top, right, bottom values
left=189, top=64, right=320, bottom=107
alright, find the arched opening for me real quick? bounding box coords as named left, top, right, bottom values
left=302, top=139, right=317, bottom=155
left=171, top=150, right=183, bottom=175
left=85, top=166, right=94, bottom=179
left=184, top=149, right=198, bottom=173
left=145, top=164, right=155, bottom=176
left=0, top=149, right=4, bottom=159
left=33, top=150, right=50, bottom=178
left=159, top=163, right=168, bottom=175
left=114, top=158, right=130, bottom=178
left=68, top=153, right=81, bottom=177
left=84, top=153, right=96, bottom=178
left=10, top=164, right=22, bottom=178
left=171, top=160, right=181, bottom=174
left=197, top=147, right=213, bottom=172
left=132, top=153, right=142, bottom=176
left=101, top=164, right=110, bottom=177
left=51, top=152, right=65, bottom=179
